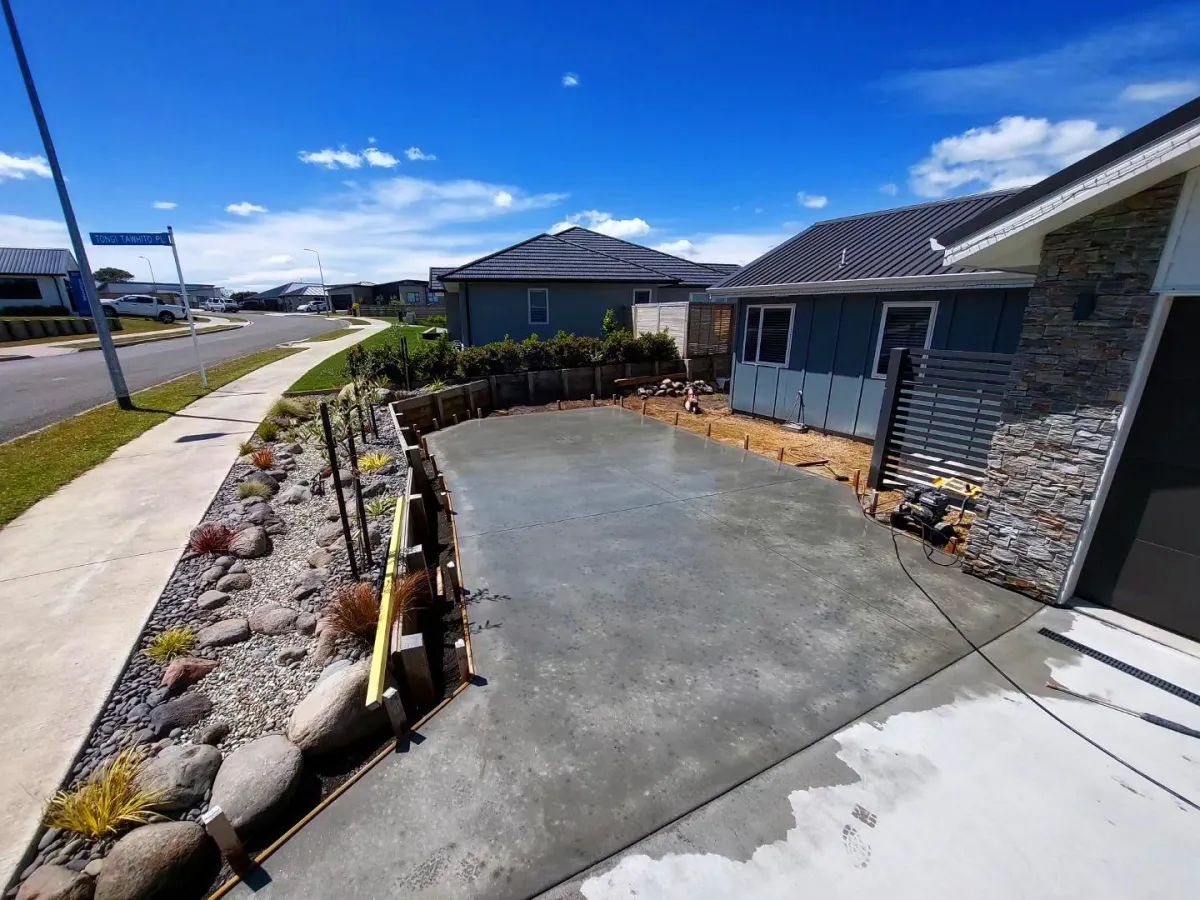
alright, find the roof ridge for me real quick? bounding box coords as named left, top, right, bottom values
left=557, top=227, right=730, bottom=277
left=549, top=231, right=676, bottom=279
left=804, top=189, right=1020, bottom=228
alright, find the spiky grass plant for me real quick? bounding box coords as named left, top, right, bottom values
left=250, top=448, right=276, bottom=470
left=188, top=522, right=234, bottom=554
left=268, top=397, right=313, bottom=421
left=365, top=496, right=396, bottom=518
left=143, top=627, right=196, bottom=663
left=326, top=582, right=381, bottom=644
left=389, top=570, right=431, bottom=634
left=255, top=420, right=280, bottom=442
left=236, top=481, right=272, bottom=500
left=358, top=451, right=392, bottom=473
left=237, top=439, right=256, bottom=457
left=43, top=749, right=165, bottom=839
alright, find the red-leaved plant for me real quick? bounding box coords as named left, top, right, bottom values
left=250, top=448, right=276, bottom=470
left=188, top=523, right=234, bottom=554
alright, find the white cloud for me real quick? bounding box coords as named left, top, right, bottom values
left=1121, top=80, right=1198, bottom=102
left=362, top=148, right=399, bottom=168
left=562, top=72, right=580, bottom=87
left=796, top=192, right=828, bottom=209
left=493, top=190, right=514, bottom=208
left=405, top=147, right=437, bottom=161
left=0, top=151, right=51, bottom=181
left=654, top=232, right=786, bottom=265
left=298, top=148, right=364, bottom=169
left=551, top=210, right=650, bottom=238
left=909, top=116, right=1123, bottom=198
left=225, top=201, right=269, bottom=216
left=879, top=183, right=899, bottom=196
left=265, top=254, right=293, bottom=264
left=367, top=136, right=377, bottom=144
left=152, top=200, right=178, bottom=209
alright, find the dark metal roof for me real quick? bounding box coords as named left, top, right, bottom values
left=553, top=227, right=733, bottom=285
left=939, top=94, right=1200, bottom=247
left=440, top=232, right=672, bottom=282
left=711, top=191, right=1020, bottom=290
left=249, top=282, right=325, bottom=299
left=0, top=247, right=74, bottom=275
left=428, top=266, right=452, bottom=291
left=704, top=263, right=741, bottom=276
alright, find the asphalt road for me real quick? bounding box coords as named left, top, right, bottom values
left=0, top=313, right=343, bottom=442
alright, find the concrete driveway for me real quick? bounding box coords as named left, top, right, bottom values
left=234, top=407, right=1037, bottom=898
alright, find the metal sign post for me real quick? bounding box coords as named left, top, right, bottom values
left=167, top=226, right=207, bottom=387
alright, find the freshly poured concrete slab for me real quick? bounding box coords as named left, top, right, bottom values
left=230, top=408, right=1037, bottom=899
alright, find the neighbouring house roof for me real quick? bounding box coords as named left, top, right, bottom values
left=440, top=228, right=737, bottom=285
left=96, top=281, right=214, bottom=294
left=938, top=95, right=1200, bottom=249
left=429, top=266, right=452, bottom=292
left=249, top=282, right=327, bottom=300
left=710, top=192, right=1025, bottom=296
left=0, top=247, right=76, bottom=276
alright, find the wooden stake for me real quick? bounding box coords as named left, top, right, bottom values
left=852, top=469, right=861, bottom=494
left=778, top=446, right=785, bottom=462
left=432, top=418, right=439, bottom=431
left=557, top=399, right=562, bottom=410
left=674, top=412, right=680, bottom=426
left=476, top=407, right=482, bottom=419
left=706, top=422, right=712, bottom=438
left=452, top=413, right=459, bottom=426
left=455, top=638, right=470, bottom=682
left=612, top=394, right=617, bottom=405
left=642, top=398, right=647, bottom=415
left=743, top=434, right=750, bottom=451
left=382, top=685, right=407, bottom=737
left=201, top=806, right=251, bottom=873
left=590, top=394, right=596, bottom=407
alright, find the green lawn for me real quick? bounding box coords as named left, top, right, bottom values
left=0, top=347, right=302, bottom=527
left=68, top=321, right=239, bottom=350
left=343, top=317, right=371, bottom=326
left=0, top=315, right=202, bottom=348
left=303, top=327, right=353, bottom=343
left=287, top=325, right=426, bottom=393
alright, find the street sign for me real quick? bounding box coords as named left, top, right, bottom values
left=89, top=232, right=171, bottom=247
left=67, top=270, right=91, bottom=317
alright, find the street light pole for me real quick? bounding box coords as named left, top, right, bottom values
left=138, top=254, right=157, bottom=298
left=1, top=0, right=130, bottom=407
left=303, top=248, right=327, bottom=313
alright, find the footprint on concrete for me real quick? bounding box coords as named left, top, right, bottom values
left=842, top=824, right=872, bottom=869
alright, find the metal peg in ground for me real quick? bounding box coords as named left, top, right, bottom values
left=320, top=401, right=359, bottom=580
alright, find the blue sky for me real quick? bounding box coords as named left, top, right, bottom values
left=0, top=0, right=1197, bottom=289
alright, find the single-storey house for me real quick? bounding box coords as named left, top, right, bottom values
left=0, top=247, right=78, bottom=312
left=933, top=93, right=1200, bottom=642
left=429, top=266, right=451, bottom=306
left=709, top=196, right=1034, bottom=439
left=246, top=282, right=328, bottom=311
left=438, top=227, right=735, bottom=346
left=95, top=280, right=220, bottom=306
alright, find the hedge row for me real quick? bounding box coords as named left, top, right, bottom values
left=346, top=328, right=678, bottom=386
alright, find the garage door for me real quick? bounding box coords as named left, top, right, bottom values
left=1076, top=298, right=1200, bottom=640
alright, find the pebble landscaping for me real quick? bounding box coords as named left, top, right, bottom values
left=10, top=399, right=409, bottom=900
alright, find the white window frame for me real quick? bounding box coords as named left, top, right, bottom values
left=871, top=300, right=938, bottom=379
left=632, top=288, right=653, bottom=304
left=742, top=303, right=794, bottom=368
left=689, top=291, right=708, bottom=303
left=528, top=287, right=549, bottom=325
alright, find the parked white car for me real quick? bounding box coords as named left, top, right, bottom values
left=101, top=295, right=188, bottom=324
left=203, top=298, right=238, bottom=313
left=296, top=299, right=330, bottom=313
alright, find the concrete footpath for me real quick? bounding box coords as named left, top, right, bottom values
left=0, top=322, right=382, bottom=885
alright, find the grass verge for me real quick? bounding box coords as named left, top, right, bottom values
left=0, top=347, right=302, bottom=527
left=343, top=317, right=371, bottom=326
left=303, top=328, right=352, bottom=343
left=287, top=324, right=426, bottom=393
left=68, top=322, right=241, bottom=350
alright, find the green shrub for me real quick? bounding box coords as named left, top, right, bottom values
left=237, top=480, right=272, bottom=500
left=546, top=331, right=603, bottom=368
left=144, top=627, right=196, bottom=663
left=457, top=346, right=491, bottom=378
left=601, top=329, right=640, bottom=363
left=423, top=314, right=447, bottom=326
left=237, top=440, right=255, bottom=457
left=366, top=496, right=397, bottom=517
left=636, top=330, right=679, bottom=361
left=358, top=450, right=392, bottom=472
left=255, top=420, right=279, bottom=442
left=601, top=308, right=621, bottom=337
left=43, top=749, right=164, bottom=839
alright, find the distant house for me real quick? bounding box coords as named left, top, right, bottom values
left=429, top=267, right=452, bottom=306
left=0, top=247, right=78, bottom=312
left=709, top=195, right=1034, bottom=439
left=246, top=282, right=328, bottom=311
left=438, top=227, right=734, bottom=346
left=326, top=282, right=375, bottom=310
left=96, top=280, right=221, bottom=306
left=370, top=279, right=432, bottom=306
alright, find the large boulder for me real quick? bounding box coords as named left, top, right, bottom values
left=161, top=658, right=217, bottom=696
left=241, top=471, right=278, bottom=495
left=314, top=523, right=342, bottom=547
left=286, top=659, right=385, bottom=753
left=291, top=568, right=328, bottom=601
left=148, top=693, right=212, bottom=738
left=95, top=822, right=215, bottom=900
left=196, top=619, right=249, bottom=648
left=228, top=526, right=269, bottom=559
left=195, top=590, right=229, bottom=611
left=209, top=735, right=303, bottom=834
left=16, top=865, right=92, bottom=900
left=243, top=504, right=277, bottom=527
left=277, top=484, right=311, bottom=505
left=134, top=744, right=222, bottom=811
left=307, top=547, right=334, bottom=569
left=248, top=606, right=297, bottom=635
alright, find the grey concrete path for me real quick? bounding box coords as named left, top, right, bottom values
left=230, top=407, right=1036, bottom=899
left=0, top=322, right=384, bottom=886
left=543, top=605, right=1200, bottom=899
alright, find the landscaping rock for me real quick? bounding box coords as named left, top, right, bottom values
left=241, top=471, right=279, bottom=495
left=229, top=526, right=269, bottom=559
left=360, top=480, right=388, bottom=499
left=195, top=590, right=229, bottom=611
left=161, top=658, right=217, bottom=696
left=281, top=442, right=303, bottom=455
left=325, top=508, right=340, bottom=522
left=248, top=606, right=297, bottom=636
left=277, top=484, right=311, bottom=505
left=295, top=613, right=317, bottom=635
left=95, top=822, right=214, bottom=900
left=313, top=631, right=339, bottom=665
left=148, top=693, right=212, bottom=738
left=336, top=469, right=353, bottom=486
left=227, top=560, right=246, bottom=574
left=307, top=547, right=334, bottom=569
left=214, top=572, right=252, bottom=592
left=277, top=646, right=307, bottom=664
left=314, top=522, right=342, bottom=547
left=290, top=568, right=328, bottom=601
left=197, top=565, right=224, bottom=588
left=286, top=659, right=384, bottom=753
left=243, top=504, right=276, bottom=526
left=82, top=860, right=103, bottom=879
left=196, top=619, right=250, bottom=648
left=376, top=462, right=398, bottom=476
left=134, top=744, right=222, bottom=811
left=15, top=865, right=92, bottom=900
left=265, top=523, right=287, bottom=536
left=209, top=735, right=303, bottom=833
left=196, top=721, right=230, bottom=746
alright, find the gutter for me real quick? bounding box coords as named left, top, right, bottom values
left=711, top=271, right=1034, bottom=299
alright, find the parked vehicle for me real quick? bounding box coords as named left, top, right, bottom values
left=296, top=299, right=330, bottom=313
left=101, top=295, right=188, bottom=324
left=203, top=299, right=238, bottom=313
left=239, top=298, right=265, bottom=310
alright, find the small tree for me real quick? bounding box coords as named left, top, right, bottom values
left=601, top=308, right=621, bottom=337
left=94, top=267, right=134, bottom=283
left=230, top=290, right=255, bottom=301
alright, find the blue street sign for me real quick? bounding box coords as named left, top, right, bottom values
left=68, top=270, right=91, bottom=317
left=89, top=232, right=171, bottom=247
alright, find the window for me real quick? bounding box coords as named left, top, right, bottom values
left=633, top=289, right=653, bottom=304
left=742, top=304, right=793, bottom=366
left=872, top=301, right=937, bottom=377
left=528, top=288, right=549, bottom=325
left=689, top=292, right=708, bottom=303
left=0, top=277, right=42, bottom=300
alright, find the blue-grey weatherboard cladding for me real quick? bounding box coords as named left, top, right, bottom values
left=731, top=288, right=1029, bottom=439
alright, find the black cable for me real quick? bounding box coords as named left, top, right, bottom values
left=873, top=502, right=1200, bottom=811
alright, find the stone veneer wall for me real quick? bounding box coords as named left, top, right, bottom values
left=963, top=173, right=1185, bottom=600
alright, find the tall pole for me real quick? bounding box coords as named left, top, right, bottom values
left=167, top=226, right=207, bottom=388
left=138, top=254, right=156, bottom=298
left=1, top=0, right=130, bottom=407
left=304, top=248, right=326, bottom=312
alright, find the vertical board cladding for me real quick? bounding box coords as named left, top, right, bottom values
left=963, top=174, right=1185, bottom=601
